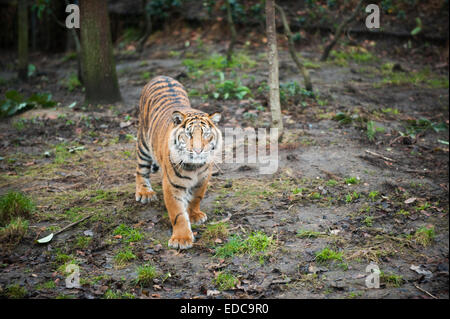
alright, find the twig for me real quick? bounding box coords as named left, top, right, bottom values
left=209, top=212, right=232, bottom=225
left=54, top=213, right=94, bottom=236
left=414, top=284, right=438, bottom=299
left=365, top=150, right=395, bottom=162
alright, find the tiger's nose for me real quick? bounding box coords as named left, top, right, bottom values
left=193, top=148, right=202, bottom=154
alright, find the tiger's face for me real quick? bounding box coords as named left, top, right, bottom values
left=169, top=111, right=222, bottom=166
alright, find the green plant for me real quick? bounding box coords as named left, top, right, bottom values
left=136, top=264, right=157, bottom=286
left=5, top=284, right=27, bottom=299
left=113, top=224, right=144, bottom=243
left=63, top=73, right=81, bottom=91
left=214, top=271, right=238, bottom=291
left=380, top=271, right=403, bottom=287
left=315, top=247, right=343, bottom=263
left=211, top=72, right=251, bottom=100
left=0, top=191, right=35, bottom=226
left=296, top=229, right=323, bottom=238
left=114, top=248, right=136, bottom=266
left=1, top=90, right=56, bottom=118
left=414, top=226, right=435, bottom=247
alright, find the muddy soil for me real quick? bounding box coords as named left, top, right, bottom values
left=0, top=33, right=448, bottom=299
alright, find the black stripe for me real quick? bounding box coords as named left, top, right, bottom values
left=173, top=212, right=183, bottom=226
left=165, top=172, right=187, bottom=191
left=170, top=159, right=192, bottom=180
left=140, top=133, right=151, bottom=153
left=136, top=171, right=149, bottom=178
left=139, top=163, right=152, bottom=169
left=138, top=144, right=152, bottom=161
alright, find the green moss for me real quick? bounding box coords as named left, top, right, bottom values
left=296, top=229, right=323, bottom=238
left=380, top=272, right=403, bottom=287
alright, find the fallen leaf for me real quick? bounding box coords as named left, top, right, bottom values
left=404, top=197, right=417, bottom=204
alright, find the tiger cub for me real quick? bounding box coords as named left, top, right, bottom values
left=135, top=76, right=222, bottom=249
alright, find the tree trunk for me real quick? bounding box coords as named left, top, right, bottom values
left=17, top=0, right=28, bottom=81
left=137, top=0, right=152, bottom=52
left=266, top=0, right=283, bottom=139
left=276, top=4, right=312, bottom=91
left=225, top=0, right=237, bottom=65
left=80, top=0, right=121, bottom=104
left=320, top=0, right=364, bottom=62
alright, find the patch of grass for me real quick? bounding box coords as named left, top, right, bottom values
left=296, top=229, right=323, bottom=238
left=377, top=65, right=449, bottom=88
left=330, top=47, right=377, bottom=66
left=214, top=231, right=275, bottom=260
left=75, top=235, right=92, bottom=249
left=368, top=191, right=379, bottom=201
left=36, top=280, right=56, bottom=290
left=202, top=222, right=229, bottom=243
left=315, top=247, right=343, bottom=263
left=114, top=247, right=136, bottom=266
left=366, top=120, right=385, bottom=142
left=344, top=177, right=359, bottom=185
left=413, top=226, right=435, bottom=247
left=113, top=224, right=144, bottom=243
left=0, top=191, right=34, bottom=226
left=345, top=191, right=360, bottom=203
left=396, top=209, right=410, bottom=216
left=104, top=289, right=136, bottom=299
left=4, top=284, right=27, bottom=299
left=326, top=179, right=338, bottom=187
left=135, top=264, right=157, bottom=286
left=380, top=271, right=403, bottom=287
left=363, top=216, right=374, bottom=227
left=182, top=52, right=256, bottom=72
left=0, top=217, right=29, bottom=246
left=214, top=271, right=238, bottom=291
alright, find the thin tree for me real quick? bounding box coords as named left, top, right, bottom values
left=79, top=0, right=121, bottom=104
left=275, top=4, right=312, bottom=91
left=320, top=0, right=364, bottom=62
left=137, top=0, right=152, bottom=52
left=266, top=0, right=283, bottom=139
left=18, top=0, right=29, bottom=81
left=225, top=0, right=237, bottom=65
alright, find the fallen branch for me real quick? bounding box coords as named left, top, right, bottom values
left=414, top=284, right=438, bottom=299
left=320, top=0, right=364, bottom=61
left=209, top=212, right=232, bottom=225
left=275, top=4, right=312, bottom=91
left=365, top=150, right=395, bottom=162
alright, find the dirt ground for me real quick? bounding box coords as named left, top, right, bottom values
left=0, top=31, right=448, bottom=299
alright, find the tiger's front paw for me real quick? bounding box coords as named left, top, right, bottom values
left=135, top=186, right=157, bottom=204
left=168, top=232, right=194, bottom=250
left=189, top=210, right=207, bottom=225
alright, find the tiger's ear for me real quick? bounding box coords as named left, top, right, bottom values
left=172, top=111, right=185, bottom=125
left=209, top=112, right=221, bottom=124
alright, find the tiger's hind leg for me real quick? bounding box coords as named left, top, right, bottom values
left=135, top=137, right=158, bottom=204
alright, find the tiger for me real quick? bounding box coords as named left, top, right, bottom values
left=135, top=75, right=222, bottom=250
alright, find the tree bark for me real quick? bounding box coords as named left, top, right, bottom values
left=266, top=0, right=283, bottom=139
left=320, top=0, right=364, bottom=62
left=80, top=0, right=121, bottom=104
left=275, top=4, right=312, bottom=91
left=17, top=0, right=29, bottom=81
left=225, top=0, right=237, bottom=65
